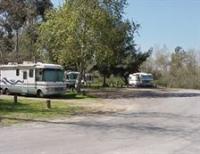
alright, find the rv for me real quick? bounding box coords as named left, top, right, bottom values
left=65, top=71, right=79, bottom=88
left=65, top=71, right=93, bottom=88
left=128, top=72, right=154, bottom=87
left=0, top=62, right=66, bottom=97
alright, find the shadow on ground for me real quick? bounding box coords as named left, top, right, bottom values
left=1, top=111, right=200, bottom=141
left=86, top=88, right=200, bottom=99
left=3, top=88, right=198, bottom=100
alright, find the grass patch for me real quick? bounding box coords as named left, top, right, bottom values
left=0, top=97, right=85, bottom=126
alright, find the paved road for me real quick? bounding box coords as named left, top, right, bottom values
left=1, top=89, right=200, bottom=154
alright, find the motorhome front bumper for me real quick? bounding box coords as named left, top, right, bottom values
left=43, top=87, right=66, bottom=95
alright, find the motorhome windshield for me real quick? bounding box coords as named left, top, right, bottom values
left=141, top=75, right=153, bottom=81
left=66, top=73, right=78, bottom=80
left=36, top=68, right=64, bottom=82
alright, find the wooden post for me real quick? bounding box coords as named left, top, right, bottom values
left=46, top=100, right=51, bottom=109
left=14, top=95, right=18, bottom=104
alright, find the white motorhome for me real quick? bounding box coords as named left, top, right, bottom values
left=0, top=62, right=66, bottom=97
left=128, top=72, right=154, bottom=87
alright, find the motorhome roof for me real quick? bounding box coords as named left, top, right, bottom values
left=36, top=63, right=63, bottom=69
left=65, top=71, right=79, bottom=74
left=0, top=62, right=63, bottom=69
left=130, top=72, right=152, bottom=76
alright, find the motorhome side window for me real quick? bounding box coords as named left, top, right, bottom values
left=23, top=71, right=27, bottom=79
left=36, top=69, right=43, bottom=81
left=16, top=69, right=20, bottom=76
left=29, top=69, right=34, bottom=78
left=136, top=75, right=140, bottom=81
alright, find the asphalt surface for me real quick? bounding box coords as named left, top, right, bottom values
left=1, top=89, right=200, bottom=154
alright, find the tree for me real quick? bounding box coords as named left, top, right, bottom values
left=38, top=0, right=151, bottom=89
left=107, top=20, right=151, bottom=85
left=93, top=2, right=126, bottom=87
left=0, top=0, right=52, bottom=63
left=38, top=0, right=108, bottom=92
left=142, top=46, right=200, bottom=89
left=93, top=1, right=151, bottom=86
left=21, top=0, right=52, bottom=61
left=0, top=27, right=14, bottom=63
left=0, top=0, right=27, bottom=62
left=169, top=47, right=198, bottom=88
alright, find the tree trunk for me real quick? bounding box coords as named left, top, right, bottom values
left=123, top=75, right=129, bottom=86
left=102, top=75, right=107, bottom=87
left=76, top=64, right=84, bottom=93
left=16, top=29, right=19, bottom=63
left=0, top=51, right=4, bottom=64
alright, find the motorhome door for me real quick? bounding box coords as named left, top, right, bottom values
left=22, top=71, right=28, bottom=94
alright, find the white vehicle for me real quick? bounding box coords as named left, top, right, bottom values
left=128, top=72, right=154, bottom=87
left=65, top=71, right=79, bottom=88
left=65, top=71, right=93, bottom=88
left=0, top=62, right=66, bottom=97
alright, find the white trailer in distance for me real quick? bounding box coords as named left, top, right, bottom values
left=128, top=72, right=154, bottom=87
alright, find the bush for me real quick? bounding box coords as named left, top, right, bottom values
left=107, top=76, right=125, bottom=88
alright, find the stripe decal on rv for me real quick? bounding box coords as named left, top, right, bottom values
left=0, top=78, right=24, bottom=85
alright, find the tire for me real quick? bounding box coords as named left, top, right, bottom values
left=37, top=90, right=44, bottom=98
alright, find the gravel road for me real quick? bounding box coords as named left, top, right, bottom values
left=1, top=88, right=200, bottom=154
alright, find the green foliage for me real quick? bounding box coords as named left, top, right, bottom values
left=0, top=0, right=27, bottom=63
left=169, top=49, right=199, bottom=88
left=0, top=0, right=27, bottom=30
left=107, top=75, right=125, bottom=87
left=37, top=0, right=151, bottom=87
left=0, top=0, right=150, bottom=89
left=141, top=46, right=200, bottom=89
left=0, top=0, right=52, bottom=63
left=38, top=0, right=103, bottom=91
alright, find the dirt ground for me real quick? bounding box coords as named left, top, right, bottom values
left=1, top=88, right=200, bottom=154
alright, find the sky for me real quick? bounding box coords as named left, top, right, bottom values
left=52, top=0, right=200, bottom=51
